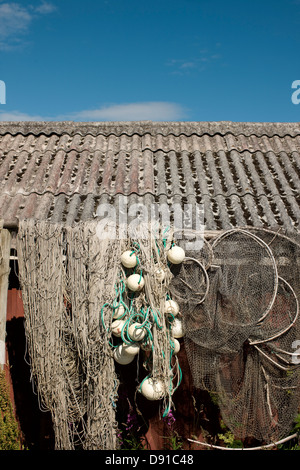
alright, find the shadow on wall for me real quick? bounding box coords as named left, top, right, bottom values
left=5, top=316, right=55, bottom=450
left=6, top=253, right=55, bottom=450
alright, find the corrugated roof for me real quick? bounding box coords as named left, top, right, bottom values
left=0, top=120, right=300, bottom=232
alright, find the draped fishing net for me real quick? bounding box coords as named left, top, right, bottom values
left=183, top=228, right=300, bottom=443
left=16, top=219, right=183, bottom=449
left=17, top=219, right=124, bottom=449
left=16, top=219, right=300, bottom=447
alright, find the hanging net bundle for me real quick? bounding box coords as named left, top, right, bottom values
left=17, top=219, right=125, bottom=449
left=16, top=219, right=184, bottom=449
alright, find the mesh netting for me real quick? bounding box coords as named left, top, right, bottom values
left=168, top=258, right=209, bottom=319
left=15, top=219, right=300, bottom=446
left=16, top=219, right=182, bottom=449
left=183, top=228, right=300, bottom=443
left=211, top=229, right=278, bottom=325
left=176, top=229, right=213, bottom=270
left=17, top=219, right=124, bottom=449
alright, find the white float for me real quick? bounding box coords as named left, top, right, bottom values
left=121, top=250, right=137, bottom=268
left=127, top=273, right=145, bottom=292
left=172, top=338, right=181, bottom=354
left=111, top=319, right=126, bottom=337
left=113, top=303, right=126, bottom=319
left=171, top=318, right=184, bottom=338
left=140, top=377, right=165, bottom=401
left=128, top=322, right=147, bottom=341
left=167, top=245, right=185, bottom=264
left=113, top=344, right=135, bottom=365
left=122, top=342, right=140, bottom=356
left=164, top=299, right=180, bottom=316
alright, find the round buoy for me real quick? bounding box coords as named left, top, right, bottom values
left=140, top=377, right=165, bottom=401
left=127, top=273, right=145, bottom=292
left=167, top=246, right=185, bottom=264
left=171, top=318, right=184, bottom=338
left=113, top=344, right=135, bottom=365
left=113, top=303, right=126, bottom=319
left=128, top=322, right=146, bottom=341
left=164, top=299, right=180, bottom=316
left=121, top=250, right=137, bottom=268
left=172, top=338, right=181, bottom=354
left=122, top=342, right=140, bottom=356
left=111, top=319, right=126, bottom=337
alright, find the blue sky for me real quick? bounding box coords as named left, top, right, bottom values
left=0, top=0, right=300, bottom=122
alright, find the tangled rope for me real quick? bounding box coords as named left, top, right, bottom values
left=16, top=219, right=188, bottom=448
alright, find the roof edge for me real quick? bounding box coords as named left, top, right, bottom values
left=0, top=120, right=299, bottom=138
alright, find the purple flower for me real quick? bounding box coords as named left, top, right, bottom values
left=125, top=408, right=139, bottom=432
left=163, top=409, right=176, bottom=427
left=117, top=431, right=123, bottom=447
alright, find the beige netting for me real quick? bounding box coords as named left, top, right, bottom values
left=16, top=219, right=182, bottom=449
left=183, top=228, right=300, bottom=443
left=17, top=219, right=124, bottom=449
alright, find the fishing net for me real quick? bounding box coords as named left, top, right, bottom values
left=168, top=258, right=209, bottom=319
left=16, top=219, right=183, bottom=449
left=16, top=218, right=300, bottom=446
left=168, top=230, right=211, bottom=319
left=17, top=219, right=126, bottom=449
left=184, top=228, right=300, bottom=443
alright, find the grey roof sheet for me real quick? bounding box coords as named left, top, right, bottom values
left=0, top=120, right=300, bottom=232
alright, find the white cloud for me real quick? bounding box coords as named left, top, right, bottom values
left=166, top=48, right=222, bottom=75
left=0, top=3, right=32, bottom=39
left=0, top=1, right=56, bottom=49
left=0, top=109, right=45, bottom=121
left=62, top=102, right=187, bottom=121
left=166, top=58, right=205, bottom=75
left=0, top=101, right=187, bottom=122
left=34, top=2, right=56, bottom=14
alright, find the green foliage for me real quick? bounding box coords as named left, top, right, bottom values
left=277, top=414, right=300, bottom=450
left=217, top=415, right=300, bottom=450
left=120, top=434, right=146, bottom=450
left=0, top=369, right=21, bottom=450
left=162, top=431, right=184, bottom=450
left=217, top=430, right=243, bottom=448
left=292, top=413, right=300, bottom=434
left=208, top=391, right=219, bottom=406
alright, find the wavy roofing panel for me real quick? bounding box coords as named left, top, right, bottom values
left=0, top=120, right=299, bottom=233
